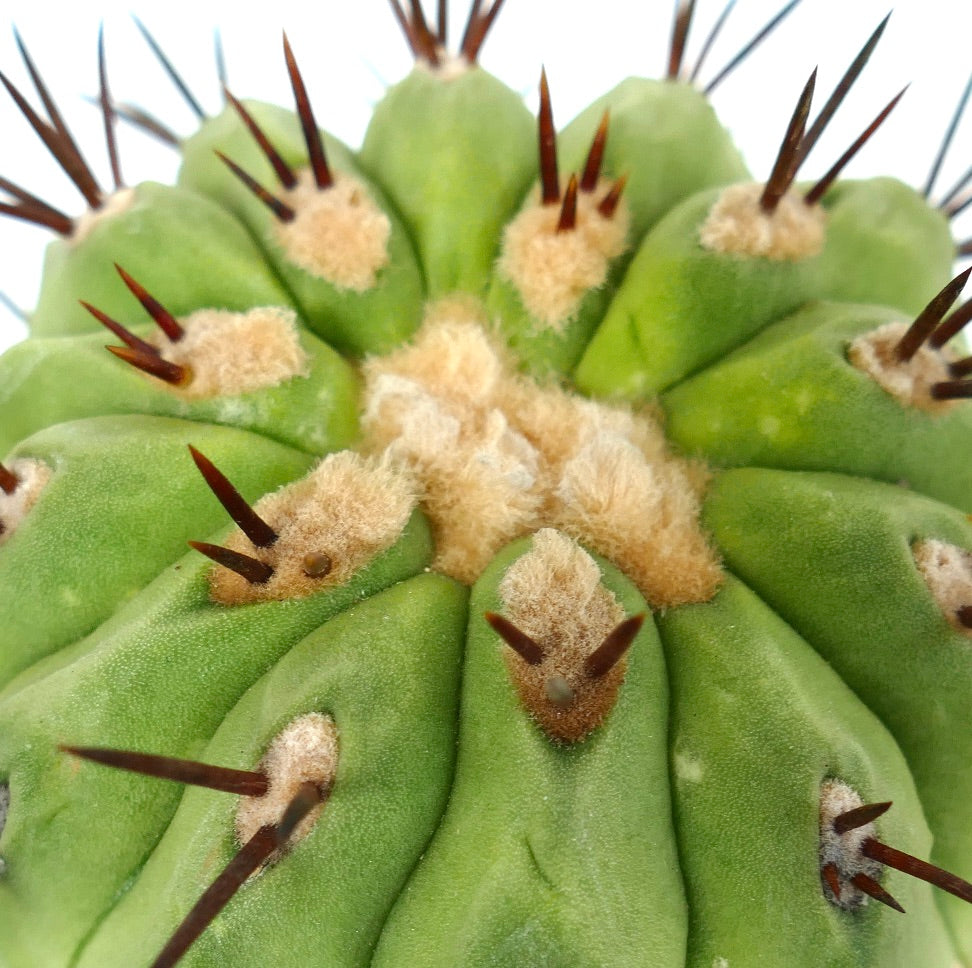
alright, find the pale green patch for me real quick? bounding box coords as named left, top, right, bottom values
left=673, top=751, right=704, bottom=784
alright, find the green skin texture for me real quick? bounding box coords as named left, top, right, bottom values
left=556, top=78, right=750, bottom=243
left=663, top=300, right=972, bottom=512
left=0, top=508, right=433, bottom=966
left=0, top=415, right=314, bottom=688
left=29, top=181, right=295, bottom=338
left=372, top=538, right=687, bottom=968
left=659, top=576, right=956, bottom=968
left=178, top=101, right=426, bottom=358
left=704, top=469, right=972, bottom=962
left=1, top=47, right=972, bottom=968
left=75, top=573, right=468, bottom=967
left=574, top=177, right=954, bottom=398
left=0, top=321, right=360, bottom=456
left=358, top=66, right=537, bottom=298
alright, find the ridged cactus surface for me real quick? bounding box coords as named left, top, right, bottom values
left=1, top=3, right=972, bottom=967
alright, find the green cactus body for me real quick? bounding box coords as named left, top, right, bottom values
left=0, top=416, right=315, bottom=686
left=372, top=535, right=686, bottom=968
left=75, top=572, right=468, bottom=968
left=1, top=5, right=972, bottom=968
left=659, top=576, right=956, bottom=968
left=179, top=101, right=427, bottom=356
left=30, top=181, right=296, bottom=338
left=663, top=300, right=972, bottom=509
left=0, top=321, right=360, bottom=454
left=358, top=65, right=536, bottom=297
left=555, top=77, right=750, bottom=241
left=704, top=469, right=972, bottom=962
left=574, top=177, right=953, bottom=398
left=0, top=498, right=433, bottom=965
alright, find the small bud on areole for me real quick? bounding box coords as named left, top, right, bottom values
left=302, top=551, right=333, bottom=579
left=205, top=451, right=416, bottom=605
left=544, top=674, right=576, bottom=708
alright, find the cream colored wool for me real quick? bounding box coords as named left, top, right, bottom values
left=236, top=713, right=338, bottom=854
left=913, top=538, right=972, bottom=634
left=368, top=315, right=507, bottom=409
left=210, top=450, right=416, bottom=605
left=699, top=182, right=826, bottom=261
left=552, top=434, right=721, bottom=607
left=0, top=458, right=51, bottom=546
left=151, top=305, right=309, bottom=399
left=497, top=180, right=630, bottom=329
left=498, top=528, right=628, bottom=741
left=848, top=321, right=956, bottom=413
left=363, top=313, right=721, bottom=605
left=364, top=370, right=543, bottom=582
left=70, top=188, right=136, bottom=245
left=414, top=50, right=471, bottom=80
left=276, top=170, right=390, bottom=291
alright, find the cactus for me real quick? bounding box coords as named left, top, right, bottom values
left=1, top=2, right=972, bottom=966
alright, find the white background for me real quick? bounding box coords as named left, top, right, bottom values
left=0, top=0, right=969, bottom=353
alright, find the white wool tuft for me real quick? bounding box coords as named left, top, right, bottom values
left=699, top=183, right=825, bottom=261
left=849, top=321, right=956, bottom=413
left=154, top=306, right=309, bottom=399
left=236, top=712, right=338, bottom=854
